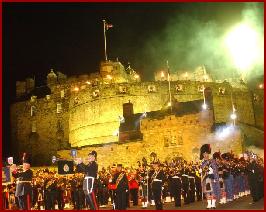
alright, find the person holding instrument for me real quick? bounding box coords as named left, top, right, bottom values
left=200, top=144, right=220, bottom=209
left=76, top=150, right=99, bottom=210
left=11, top=157, right=33, bottom=210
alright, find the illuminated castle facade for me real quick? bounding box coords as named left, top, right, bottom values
left=11, top=60, right=263, bottom=166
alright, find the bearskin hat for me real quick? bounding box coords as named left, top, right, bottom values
left=200, top=144, right=211, bottom=160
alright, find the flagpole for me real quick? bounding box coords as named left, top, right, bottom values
left=103, top=19, right=107, bottom=61
left=167, top=60, right=172, bottom=113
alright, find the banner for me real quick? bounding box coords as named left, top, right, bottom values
left=71, top=149, right=77, bottom=157
left=58, top=160, right=74, bottom=175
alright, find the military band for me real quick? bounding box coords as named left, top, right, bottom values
left=4, top=147, right=264, bottom=210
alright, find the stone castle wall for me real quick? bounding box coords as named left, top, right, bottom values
left=68, top=80, right=255, bottom=147
left=10, top=79, right=258, bottom=165
left=57, top=111, right=243, bottom=169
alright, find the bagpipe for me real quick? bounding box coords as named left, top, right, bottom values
left=201, top=160, right=213, bottom=181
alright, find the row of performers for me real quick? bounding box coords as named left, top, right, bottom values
left=6, top=147, right=263, bottom=210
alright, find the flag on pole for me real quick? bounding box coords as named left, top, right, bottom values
left=105, top=22, right=113, bottom=30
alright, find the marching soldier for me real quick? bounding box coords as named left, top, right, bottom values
left=247, top=154, right=262, bottom=203
left=44, top=172, right=57, bottom=210
left=195, top=166, right=202, bottom=201
left=200, top=144, right=220, bottom=209
left=138, top=166, right=149, bottom=208
left=213, top=152, right=226, bottom=204
left=181, top=168, right=190, bottom=205
left=11, top=158, right=33, bottom=210
left=151, top=161, right=165, bottom=210
left=169, top=169, right=182, bottom=207
left=76, top=150, right=99, bottom=210
left=71, top=173, right=85, bottom=210
left=148, top=163, right=155, bottom=206
left=128, top=171, right=139, bottom=206
left=221, top=153, right=234, bottom=202
left=188, top=168, right=196, bottom=203
left=112, top=164, right=129, bottom=210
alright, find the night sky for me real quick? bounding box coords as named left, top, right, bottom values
left=2, top=2, right=264, bottom=160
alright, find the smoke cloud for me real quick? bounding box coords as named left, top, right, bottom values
left=130, top=2, right=263, bottom=81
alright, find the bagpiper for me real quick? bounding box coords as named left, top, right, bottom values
left=200, top=144, right=220, bottom=209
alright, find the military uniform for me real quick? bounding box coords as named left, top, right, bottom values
left=129, top=173, right=139, bottom=206
left=112, top=165, right=129, bottom=210
left=12, top=167, right=33, bottom=210
left=139, top=169, right=149, bottom=208
left=44, top=176, right=57, bottom=210
left=151, top=165, right=165, bottom=210
left=97, top=173, right=109, bottom=207
left=188, top=170, right=196, bottom=203
left=181, top=170, right=190, bottom=205
left=195, top=169, right=202, bottom=201
left=71, top=174, right=85, bottom=210
left=77, top=151, right=99, bottom=210
left=200, top=144, right=220, bottom=209
left=247, top=159, right=262, bottom=202
left=169, top=171, right=182, bottom=207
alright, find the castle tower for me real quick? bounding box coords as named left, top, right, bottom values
left=100, top=60, right=129, bottom=83
left=26, top=78, right=35, bottom=94
left=123, top=101, right=134, bottom=118
left=47, top=69, right=58, bottom=90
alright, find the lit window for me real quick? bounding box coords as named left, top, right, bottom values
left=61, top=90, right=65, bottom=98
left=31, top=106, right=36, bottom=116
left=32, top=121, right=37, bottom=132
left=57, top=103, right=62, bottom=113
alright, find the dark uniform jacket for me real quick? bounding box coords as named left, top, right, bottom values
left=151, top=170, right=165, bottom=191
left=12, top=169, right=33, bottom=197
left=77, top=161, right=98, bottom=193
left=113, top=171, right=129, bottom=191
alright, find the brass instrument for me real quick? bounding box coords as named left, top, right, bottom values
left=150, top=171, right=159, bottom=185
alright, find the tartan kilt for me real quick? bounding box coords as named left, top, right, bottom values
left=202, top=177, right=213, bottom=194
